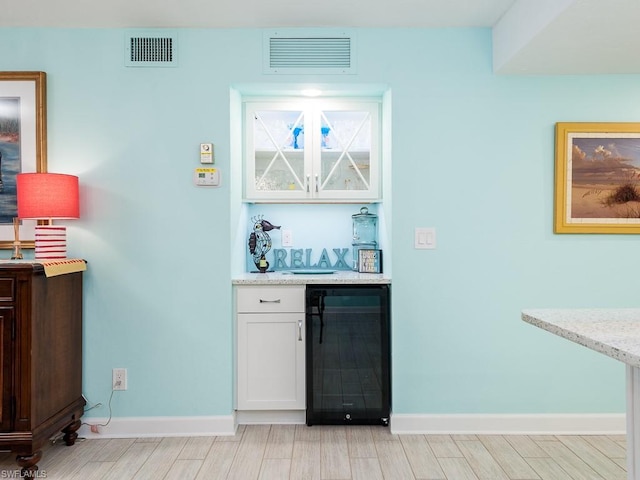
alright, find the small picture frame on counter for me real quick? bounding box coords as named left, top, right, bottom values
left=358, top=249, right=383, bottom=273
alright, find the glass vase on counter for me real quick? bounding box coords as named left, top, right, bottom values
left=351, top=206, right=378, bottom=270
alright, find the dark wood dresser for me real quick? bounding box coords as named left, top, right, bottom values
left=0, top=263, right=85, bottom=476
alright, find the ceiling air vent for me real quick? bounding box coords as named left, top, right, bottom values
left=264, top=29, right=356, bottom=74
left=125, top=30, right=178, bottom=67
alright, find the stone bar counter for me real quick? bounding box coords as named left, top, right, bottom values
left=522, top=308, right=640, bottom=480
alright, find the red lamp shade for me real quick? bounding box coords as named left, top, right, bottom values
left=17, top=173, right=79, bottom=219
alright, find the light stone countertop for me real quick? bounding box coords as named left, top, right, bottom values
left=232, top=270, right=391, bottom=285
left=522, top=308, right=640, bottom=368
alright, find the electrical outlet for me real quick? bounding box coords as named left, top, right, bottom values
left=282, top=229, right=293, bottom=247
left=112, top=368, right=127, bottom=391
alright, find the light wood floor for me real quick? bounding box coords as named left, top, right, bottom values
left=0, top=425, right=628, bottom=479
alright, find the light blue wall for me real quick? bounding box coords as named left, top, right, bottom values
left=0, top=27, right=634, bottom=418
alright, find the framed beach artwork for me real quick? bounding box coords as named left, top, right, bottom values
left=0, top=72, right=47, bottom=249
left=555, top=122, right=640, bottom=234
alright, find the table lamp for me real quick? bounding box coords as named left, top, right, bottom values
left=16, top=173, right=80, bottom=260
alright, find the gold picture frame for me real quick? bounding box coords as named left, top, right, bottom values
left=0, top=71, right=47, bottom=249
left=555, top=122, right=640, bottom=234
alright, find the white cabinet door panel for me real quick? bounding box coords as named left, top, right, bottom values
left=237, top=313, right=305, bottom=410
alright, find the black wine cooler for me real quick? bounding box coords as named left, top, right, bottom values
left=305, top=284, right=391, bottom=426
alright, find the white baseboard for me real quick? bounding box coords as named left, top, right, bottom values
left=76, top=412, right=626, bottom=438
left=390, top=413, right=626, bottom=435
left=78, top=414, right=237, bottom=439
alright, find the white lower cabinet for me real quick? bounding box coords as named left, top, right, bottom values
left=236, top=286, right=305, bottom=410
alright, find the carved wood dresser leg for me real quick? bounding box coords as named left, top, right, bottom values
left=16, top=450, right=42, bottom=478
left=62, top=419, right=82, bottom=446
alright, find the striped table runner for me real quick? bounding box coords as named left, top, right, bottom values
left=39, top=259, right=87, bottom=277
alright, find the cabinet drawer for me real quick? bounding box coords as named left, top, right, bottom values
left=237, top=286, right=304, bottom=313
left=0, top=278, right=15, bottom=302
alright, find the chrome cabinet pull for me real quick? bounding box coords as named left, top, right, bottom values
left=259, top=299, right=281, bottom=303
left=315, top=174, right=319, bottom=192
left=306, top=175, right=310, bottom=192
left=298, top=320, right=303, bottom=341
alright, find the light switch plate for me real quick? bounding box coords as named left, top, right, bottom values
left=415, top=227, right=436, bottom=249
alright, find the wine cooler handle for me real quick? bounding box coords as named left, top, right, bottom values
left=298, top=320, right=303, bottom=341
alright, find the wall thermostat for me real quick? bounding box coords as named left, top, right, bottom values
left=200, top=143, right=214, bottom=164
left=194, top=168, right=220, bottom=187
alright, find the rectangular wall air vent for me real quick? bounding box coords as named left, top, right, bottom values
left=125, top=30, right=178, bottom=67
left=264, top=29, right=356, bottom=74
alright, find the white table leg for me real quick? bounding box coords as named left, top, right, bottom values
left=626, top=365, right=640, bottom=480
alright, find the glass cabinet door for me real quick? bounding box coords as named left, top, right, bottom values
left=244, top=100, right=380, bottom=201
left=246, top=105, right=309, bottom=199
left=317, top=106, right=376, bottom=198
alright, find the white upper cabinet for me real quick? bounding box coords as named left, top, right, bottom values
left=244, top=99, right=381, bottom=202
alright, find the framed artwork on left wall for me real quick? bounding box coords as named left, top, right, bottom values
left=555, top=122, right=640, bottom=234
left=0, top=72, right=47, bottom=249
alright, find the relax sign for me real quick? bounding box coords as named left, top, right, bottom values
left=271, top=248, right=351, bottom=270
